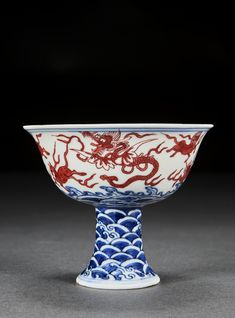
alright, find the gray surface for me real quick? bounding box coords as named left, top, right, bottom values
left=0, top=172, right=235, bottom=318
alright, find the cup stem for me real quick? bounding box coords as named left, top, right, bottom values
left=76, top=206, right=160, bottom=289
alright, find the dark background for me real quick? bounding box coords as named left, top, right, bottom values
left=1, top=5, right=235, bottom=317
left=1, top=4, right=234, bottom=172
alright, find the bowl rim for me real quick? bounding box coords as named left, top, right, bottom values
left=23, top=123, right=214, bottom=132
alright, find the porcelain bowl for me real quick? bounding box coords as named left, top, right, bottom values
left=24, top=123, right=213, bottom=289
left=24, top=124, right=212, bottom=207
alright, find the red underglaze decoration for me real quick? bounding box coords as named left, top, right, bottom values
left=82, top=131, right=163, bottom=188
left=35, top=130, right=205, bottom=190
left=35, top=134, right=50, bottom=159
left=167, top=163, right=193, bottom=186
left=49, top=135, right=97, bottom=189
left=164, top=132, right=203, bottom=163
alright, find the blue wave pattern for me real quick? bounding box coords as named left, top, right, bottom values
left=80, top=207, right=156, bottom=281
left=66, top=184, right=181, bottom=207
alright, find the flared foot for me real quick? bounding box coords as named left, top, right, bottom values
left=76, top=273, right=160, bottom=289
left=76, top=206, right=160, bottom=289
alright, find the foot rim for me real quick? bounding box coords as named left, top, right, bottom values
left=76, top=274, right=160, bottom=290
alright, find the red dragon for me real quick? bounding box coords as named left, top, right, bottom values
left=40, top=130, right=200, bottom=190
left=79, top=131, right=165, bottom=188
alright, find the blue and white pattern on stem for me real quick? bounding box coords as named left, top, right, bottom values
left=79, top=207, right=157, bottom=281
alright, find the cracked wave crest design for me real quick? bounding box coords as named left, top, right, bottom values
left=80, top=207, right=156, bottom=281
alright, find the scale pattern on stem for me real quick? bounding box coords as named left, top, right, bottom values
left=80, top=207, right=157, bottom=281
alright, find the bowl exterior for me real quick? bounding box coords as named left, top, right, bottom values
left=30, top=129, right=208, bottom=206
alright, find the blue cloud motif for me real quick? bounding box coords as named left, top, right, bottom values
left=80, top=207, right=157, bottom=281
left=65, top=184, right=181, bottom=207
